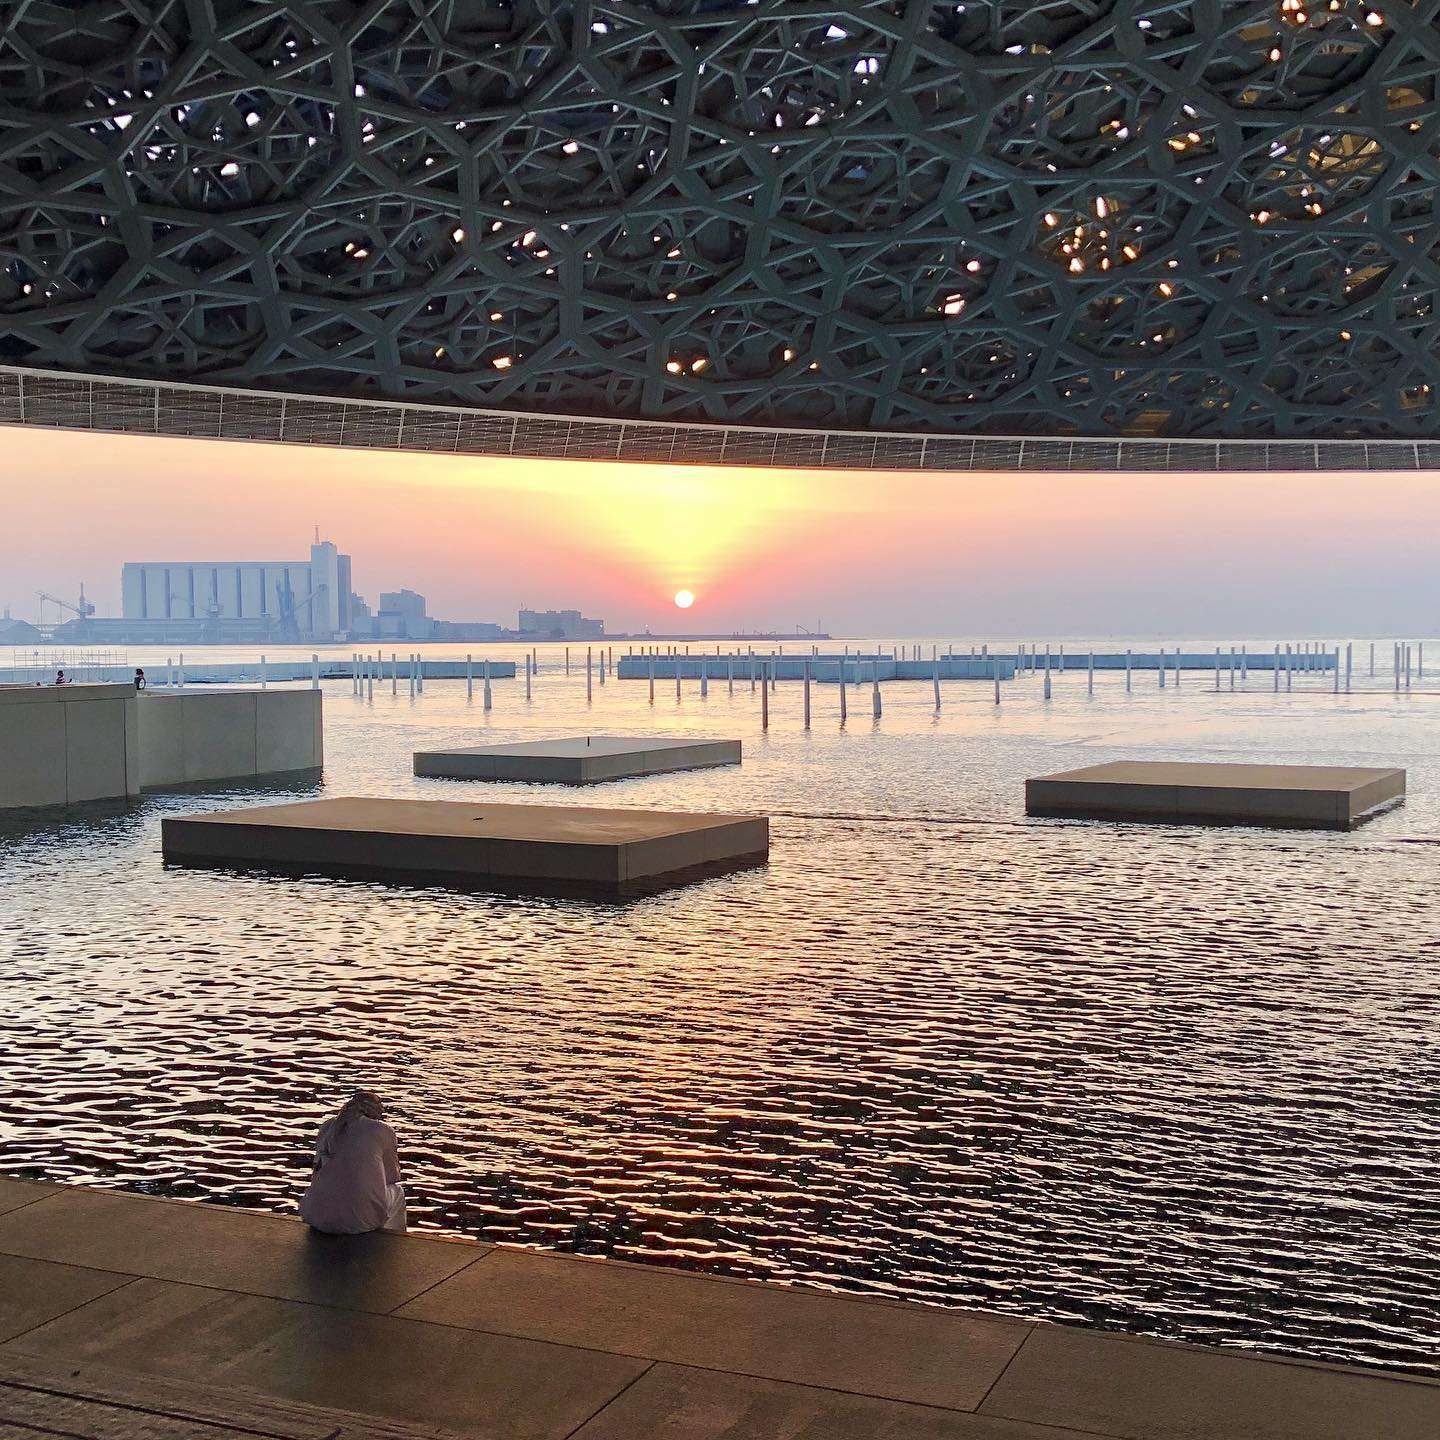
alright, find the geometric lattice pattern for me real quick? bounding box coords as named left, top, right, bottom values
left=4, top=2, right=1440, bottom=440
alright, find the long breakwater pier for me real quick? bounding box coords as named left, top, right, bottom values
left=619, top=644, right=1338, bottom=684
left=618, top=653, right=1014, bottom=682
left=1, top=655, right=519, bottom=687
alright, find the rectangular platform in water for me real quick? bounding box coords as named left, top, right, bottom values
left=161, top=796, right=768, bottom=890
left=1026, top=761, right=1405, bottom=830
left=413, top=735, right=741, bottom=785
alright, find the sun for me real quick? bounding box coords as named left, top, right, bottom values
left=673, top=589, right=695, bottom=609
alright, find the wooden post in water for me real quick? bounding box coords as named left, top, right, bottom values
left=749, top=649, right=756, bottom=693
left=1345, top=642, right=1353, bottom=691
left=1240, top=645, right=1247, bottom=682
left=840, top=658, right=848, bottom=721
left=803, top=660, right=811, bottom=728
left=675, top=659, right=682, bottom=701
left=1333, top=647, right=1340, bottom=694
left=1214, top=647, right=1221, bottom=690
left=728, top=656, right=734, bottom=694
left=565, top=646, right=570, bottom=675
left=367, top=656, right=374, bottom=700
left=872, top=662, right=882, bottom=718
left=993, top=658, right=1001, bottom=705
left=649, top=655, right=655, bottom=704
left=259, top=654, right=267, bottom=690
left=933, top=661, right=941, bottom=710
left=1369, top=642, right=1375, bottom=678
left=701, top=658, right=708, bottom=698
left=1158, top=648, right=1166, bottom=689
left=761, top=663, right=769, bottom=729
left=483, top=660, right=492, bottom=711
left=1273, top=645, right=1280, bottom=692
left=390, top=653, right=397, bottom=695
left=1229, top=647, right=1236, bottom=690
left=525, top=653, right=533, bottom=702
left=1088, top=650, right=1094, bottom=696
left=1286, top=644, right=1293, bottom=692
left=1125, top=649, right=1132, bottom=692
left=408, top=654, right=415, bottom=698
left=312, top=654, right=319, bottom=690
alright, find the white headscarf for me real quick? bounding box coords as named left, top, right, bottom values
left=314, top=1089, right=384, bottom=1168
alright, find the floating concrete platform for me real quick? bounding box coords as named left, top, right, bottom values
left=414, top=735, right=741, bottom=785
left=1026, top=761, right=1405, bottom=830
left=161, top=795, right=767, bottom=891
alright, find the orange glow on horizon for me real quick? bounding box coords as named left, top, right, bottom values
left=4, top=423, right=1438, bottom=637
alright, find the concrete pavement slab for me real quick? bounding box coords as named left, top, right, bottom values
left=570, top=1363, right=1109, bottom=1440
left=7, top=1276, right=649, bottom=1440
left=978, top=1325, right=1440, bottom=1440
left=396, top=1247, right=1030, bottom=1411
left=0, top=1188, right=485, bottom=1312
left=0, top=1255, right=135, bottom=1345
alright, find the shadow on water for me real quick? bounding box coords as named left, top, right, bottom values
left=0, top=797, right=146, bottom=850
left=141, top=768, right=325, bottom=802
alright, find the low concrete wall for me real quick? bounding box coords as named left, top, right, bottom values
left=139, top=689, right=322, bottom=788
left=0, top=683, right=140, bottom=809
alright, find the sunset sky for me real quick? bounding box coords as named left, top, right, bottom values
left=4, top=425, right=1435, bottom=637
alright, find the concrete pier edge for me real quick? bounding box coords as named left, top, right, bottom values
left=0, top=1177, right=1434, bottom=1439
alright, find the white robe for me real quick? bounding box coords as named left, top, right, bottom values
left=299, top=1115, right=407, bottom=1234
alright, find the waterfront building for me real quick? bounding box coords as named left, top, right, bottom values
left=0, top=613, right=43, bottom=645
left=518, top=608, right=604, bottom=640
left=376, top=589, right=432, bottom=641
left=119, top=539, right=354, bottom=641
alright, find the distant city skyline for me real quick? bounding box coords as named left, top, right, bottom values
left=5, top=425, right=1439, bottom=639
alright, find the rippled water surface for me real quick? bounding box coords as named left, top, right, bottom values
left=3, top=646, right=1438, bottom=1374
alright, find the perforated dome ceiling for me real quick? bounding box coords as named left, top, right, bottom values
left=3, top=0, right=1439, bottom=439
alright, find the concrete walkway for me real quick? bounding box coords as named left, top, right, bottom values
left=0, top=1176, right=1434, bottom=1439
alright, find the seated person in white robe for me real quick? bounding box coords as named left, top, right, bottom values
left=299, top=1090, right=407, bottom=1235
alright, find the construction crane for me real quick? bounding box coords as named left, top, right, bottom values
left=272, top=578, right=327, bottom=641
left=37, top=585, right=96, bottom=625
